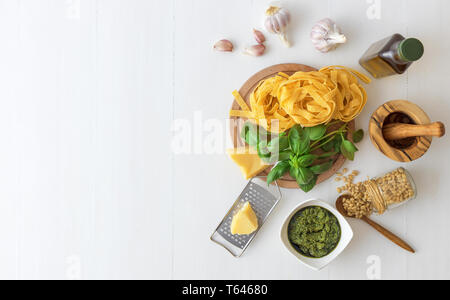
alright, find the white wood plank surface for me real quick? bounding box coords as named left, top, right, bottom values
left=0, top=0, right=449, bottom=280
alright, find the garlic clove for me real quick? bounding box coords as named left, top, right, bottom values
left=278, top=8, right=291, bottom=24
left=275, top=10, right=289, bottom=29
left=313, top=40, right=332, bottom=53
left=243, top=44, right=266, bottom=57
left=213, top=39, right=234, bottom=52
left=253, top=29, right=266, bottom=44
left=271, top=16, right=281, bottom=33
left=264, top=18, right=276, bottom=34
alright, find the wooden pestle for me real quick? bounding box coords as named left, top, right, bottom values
left=383, top=122, right=445, bottom=141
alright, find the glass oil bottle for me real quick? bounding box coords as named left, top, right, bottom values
left=359, top=34, right=424, bottom=79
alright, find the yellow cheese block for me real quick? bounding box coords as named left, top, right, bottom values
left=230, top=202, right=259, bottom=235
left=227, top=147, right=269, bottom=180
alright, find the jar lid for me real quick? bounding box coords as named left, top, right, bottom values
left=398, top=38, right=424, bottom=62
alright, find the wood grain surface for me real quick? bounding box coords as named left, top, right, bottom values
left=369, top=100, right=433, bottom=162
left=383, top=122, right=445, bottom=140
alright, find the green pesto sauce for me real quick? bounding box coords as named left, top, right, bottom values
left=288, top=206, right=341, bottom=258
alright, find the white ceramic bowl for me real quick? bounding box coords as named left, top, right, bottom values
left=280, top=199, right=353, bottom=271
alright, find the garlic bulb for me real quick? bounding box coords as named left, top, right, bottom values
left=213, top=39, right=233, bottom=52
left=264, top=5, right=291, bottom=47
left=310, top=18, right=347, bottom=53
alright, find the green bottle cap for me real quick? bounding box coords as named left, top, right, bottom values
left=398, top=38, right=424, bottom=62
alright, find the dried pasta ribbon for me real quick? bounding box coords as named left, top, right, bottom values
left=231, top=90, right=250, bottom=112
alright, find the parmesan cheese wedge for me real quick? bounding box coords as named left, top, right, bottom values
left=230, top=202, right=259, bottom=235
left=227, top=147, right=269, bottom=180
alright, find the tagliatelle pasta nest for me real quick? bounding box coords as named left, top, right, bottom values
left=230, top=66, right=371, bottom=132
left=278, top=70, right=337, bottom=127
left=320, top=66, right=370, bottom=123
left=230, top=74, right=296, bottom=133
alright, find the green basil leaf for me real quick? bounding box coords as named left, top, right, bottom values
left=334, top=136, right=343, bottom=153
left=290, top=166, right=300, bottom=181
left=306, top=125, right=327, bottom=141
left=344, top=140, right=359, bottom=152
left=279, top=150, right=293, bottom=161
left=261, top=152, right=281, bottom=165
left=321, top=139, right=335, bottom=152
left=241, top=122, right=268, bottom=147
left=298, top=154, right=317, bottom=167
left=296, top=167, right=315, bottom=185
left=318, top=151, right=338, bottom=159
left=267, top=160, right=290, bottom=185
left=288, top=125, right=310, bottom=155
left=299, top=175, right=318, bottom=193
left=267, top=136, right=289, bottom=153
left=263, top=149, right=292, bottom=165
left=353, top=129, right=364, bottom=143
left=340, top=145, right=354, bottom=161
left=241, top=122, right=258, bottom=147
left=288, top=125, right=302, bottom=154
left=289, top=155, right=300, bottom=170
left=298, top=134, right=311, bottom=156
left=340, top=140, right=358, bottom=161
left=310, top=160, right=334, bottom=175
left=279, top=136, right=290, bottom=151
left=240, top=122, right=252, bottom=140
left=267, top=138, right=278, bottom=153
left=257, top=141, right=271, bottom=159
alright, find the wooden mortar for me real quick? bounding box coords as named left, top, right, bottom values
left=369, top=100, right=445, bottom=162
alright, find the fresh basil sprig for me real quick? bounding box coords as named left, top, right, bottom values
left=240, top=122, right=364, bottom=193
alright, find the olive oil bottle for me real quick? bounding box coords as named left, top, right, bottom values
left=359, top=34, right=424, bottom=78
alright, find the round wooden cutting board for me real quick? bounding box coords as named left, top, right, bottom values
left=230, top=63, right=355, bottom=189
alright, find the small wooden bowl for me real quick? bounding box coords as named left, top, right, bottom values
left=369, top=100, right=432, bottom=162
left=230, top=63, right=354, bottom=189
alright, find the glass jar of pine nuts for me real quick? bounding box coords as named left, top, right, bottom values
left=341, top=168, right=417, bottom=218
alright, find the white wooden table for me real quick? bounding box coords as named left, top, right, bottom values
left=0, top=0, right=449, bottom=280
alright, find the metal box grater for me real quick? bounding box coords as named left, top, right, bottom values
left=210, top=177, right=282, bottom=257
